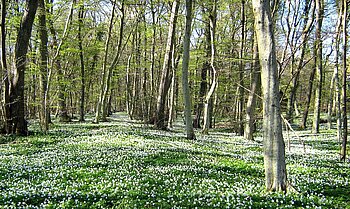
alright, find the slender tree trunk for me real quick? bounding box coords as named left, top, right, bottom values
left=330, top=5, right=342, bottom=140
left=38, top=0, right=49, bottom=132
left=8, top=0, right=38, bottom=135
left=148, top=0, right=156, bottom=122
left=182, top=0, right=195, bottom=140
left=244, top=39, right=260, bottom=141
left=94, top=0, right=116, bottom=123
left=100, top=0, right=125, bottom=121
left=1, top=0, right=10, bottom=133
left=202, top=0, right=217, bottom=134
left=301, top=57, right=316, bottom=129
left=287, top=0, right=314, bottom=123
left=47, top=0, right=74, bottom=123
left=155, top=0, right=179, bottom=130
left=238, top=0, right=245, bottom=136
left=252, top=0, right=287, bottom=192
left=78, top=1, right=85, bottom=122
left=193, top=5, right=210, bottom=129
left=312, top=0, right=324, bottom=134
left=340, top=0, right=347, bottom=161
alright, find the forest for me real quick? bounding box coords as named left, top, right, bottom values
left=0, top=0, right=349, bottom=208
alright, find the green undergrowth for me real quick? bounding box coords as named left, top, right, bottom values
left=0, top=113, right=349, bottom=208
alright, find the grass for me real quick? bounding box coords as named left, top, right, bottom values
left=0, top=113, right=349, bottom=208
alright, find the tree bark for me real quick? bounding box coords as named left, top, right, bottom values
left=38, top=0, right=50, bottom=132
left=8, top=0, right=38, bottom=135
left=1, top=0, right=10, bottom=133
left=78, top=1, right=85, bottom=122
left=252, top=0, right=287, bottom=192
left=155, top=0, right=180, bottom=130
left=182, top=0, right=195, bottom=140
left=340, top=0, right=347, bottom=161
left=238, top=0, right=245, bottom=136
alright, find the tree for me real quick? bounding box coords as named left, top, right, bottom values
left=182, top=0, right=195, bottom=140
left=7, top=0, right=38, bottom=135
left=340, top=0, right=347, bottom=161
left=252, top=0, right=287, bottom=192
left=202, top=0, right=218, bottom=134
left=78, top=0, right=85, bottom=122
left=155, top=0, right=180, bottom=130
left=0, top=0, right=9, bottom=133
left=312, top=0, right=324, bottom=134
left=38, top=0, right=50, bottom=132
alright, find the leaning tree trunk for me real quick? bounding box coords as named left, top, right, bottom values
left=312, top=0, right=324, bottom=134
left=182, top=0, right=195, bottom=140
left=252, top=0, right=287, bottom=192
left=155, top=0, right=180, bottom=130
left=8, top=0, right=38, bottom=135
left=38, top=0, right=50, bottom=132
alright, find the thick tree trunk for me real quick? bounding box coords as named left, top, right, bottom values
left=312, top=0, right=324, bottom=134
left=182, top=0, right=195, bottom=140
left=38, top=0, right=50, bottom=132
left=8, top=0, right=38, bottom=135
left=155, top=0, right=179, bottom=130
left=252, top=0, right=287, bottom=192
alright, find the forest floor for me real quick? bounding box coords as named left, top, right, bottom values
left=0, top=112, right=349, bottom=208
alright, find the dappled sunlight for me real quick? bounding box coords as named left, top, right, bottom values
left=0, top=114, right=348, bottom=208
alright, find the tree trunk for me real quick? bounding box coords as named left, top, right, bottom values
left=94, top=0, right=116, bottom=123
left=238, top=0, right=245, bottom=136
left=287, top=0, right=314, bottom=123
left=1, top=0, right=10, bottom=133
left=100, top=0, right=125, bottom=121
left=78, top=1, right=85, bottom=122
left=182, top=0, right=195, bottom=140
left=8, top=0, right=38, bottom=135
left=312, top=0, right=324, bottom=134
left=47, top=0, right=74, bottom=123
left=244, top=39, right=260, bottom=141
left=252, top=0, right=287, bottom=192
left=155, top=0, right=179, bottom=130
left=340, top=0, right=347, bottom=161
left=38, top=0, right=49, bottom=132
left=202, top=0, right=217, bottom=135
left=330, top=4, right=342, bottom=140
